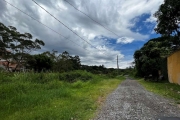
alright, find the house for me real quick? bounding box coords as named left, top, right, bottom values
left=0, top=59, right=6, bottom=70
left=0, top=54, right=23, bottom=72
left=0, top=59, right=17, bottom=71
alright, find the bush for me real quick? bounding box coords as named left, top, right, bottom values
left=106, top=70, right=119, bottom=78
left=0, top=71, right=13, bottom=83
left=12, top=72, right=59, bottom=84
left=58, top=70, right=93, bottom=82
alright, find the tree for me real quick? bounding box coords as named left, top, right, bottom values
left=70, top=55, right=81, bottom=70
left=154, top=0, right=180, bottom=49
left=0, top=22, right=45, bottom=71
left=154, top=0, right=180, bottom=36
left=56, top=51, right=74, bottom=72
left=134, top=37, right=170, bottom=79
left=27, top=54, right=53, bottom=72
left=134, top=50, right=143, bottom=76
left=0, top=23, right=15, bottom=71
left=42, top=50, right=59, bottom=62
left=12, top=33, right=45, bottom=71
left=43, top=50, right=82, bottom=72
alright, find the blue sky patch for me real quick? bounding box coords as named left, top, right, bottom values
left=131, top=14, right=155, bottom=34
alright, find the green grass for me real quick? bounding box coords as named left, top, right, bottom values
left=0, top=71, right=125, bottom=120
left=138, top=79, right=180, bottom=103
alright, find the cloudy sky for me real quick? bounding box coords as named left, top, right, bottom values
left=0, top=0, right=164, bottom=68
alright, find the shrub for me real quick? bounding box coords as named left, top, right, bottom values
left=106, top=70, right=118, bottom=78
left=58, top=70, right=93, bottom=82
left=13, top=72, right=59, bottom=84
left=0, top=71, right=13, bottom=83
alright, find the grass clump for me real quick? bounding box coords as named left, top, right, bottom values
left=58, top=70, right=93, bottom=82
left=0, top=71, right=13, bottom=83
left=0, top=71, right=125, bottom=120
left=138, top=79, right=180, bottom=103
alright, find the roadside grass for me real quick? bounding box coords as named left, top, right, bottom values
left=0, top=71, right=125, bottom=120
left=138, top=79, right=180, bottom=103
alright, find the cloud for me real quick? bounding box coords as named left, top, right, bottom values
left=0, top=0, right=164, bottom=68
left=0, top=1, right=7, bottom=17
left=117, top=37, right=134, bottom=44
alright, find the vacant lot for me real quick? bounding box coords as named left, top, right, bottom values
left=0, top=71, right=124, bottom=120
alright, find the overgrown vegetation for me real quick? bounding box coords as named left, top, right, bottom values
left=0, top=22, right=45, bottom=71
left=134, top=0, right=180, bottom=81
left=154, top=0, right=180, bottom=44
left=134, top=37, right=170, bottom=80
left=138, top=79, right=180, bottom=103
left=58, top=70, right=93, bottom=82
left=0, top=71, right=125, bottom=120
left=0, top=0, right=179, bottom=119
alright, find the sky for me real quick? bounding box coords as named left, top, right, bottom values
left=0, top=0, right=164, bottom=68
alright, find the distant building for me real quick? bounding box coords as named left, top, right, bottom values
left=0, top=42, right=24, bottom=71
left=0, top=52, right=23, bottom=72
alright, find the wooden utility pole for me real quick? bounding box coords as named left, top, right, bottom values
left=117, top=55, right=119, bottom=75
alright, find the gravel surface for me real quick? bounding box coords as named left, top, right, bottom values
left=94, top=78, right=180, bottom=120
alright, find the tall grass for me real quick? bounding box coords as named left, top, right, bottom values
left=0, top=71, right=124, bottom=120
left=138, top=79, right=180, bottom=103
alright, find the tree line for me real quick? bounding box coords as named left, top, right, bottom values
left=0, top=22, right=121, bottom=75
left=133, top=0, right=180, bottom=80
left=0, top=22, right=44, bottom=71
left=27, top=50, right=81, bottom=72
left=0, top=22, right=82, bottom=72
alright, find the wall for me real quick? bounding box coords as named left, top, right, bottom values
left=167, top=50, right=180, bottom=85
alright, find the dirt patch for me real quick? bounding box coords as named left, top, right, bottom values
left=97, top=96, right=104, bottom=106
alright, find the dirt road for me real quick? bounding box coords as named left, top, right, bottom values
left=94, top=79, right=180, bottom=120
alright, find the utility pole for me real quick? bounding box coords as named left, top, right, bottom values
left=117, top=55, right=119, bottom=75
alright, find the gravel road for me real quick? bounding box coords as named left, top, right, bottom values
left=94, top=78, right=180, bottom=120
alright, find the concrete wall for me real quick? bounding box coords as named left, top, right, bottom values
left=167, top=50, right=180, bottom=85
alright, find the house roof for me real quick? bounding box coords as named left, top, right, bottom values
left=0, top=60, right=17, bottom=68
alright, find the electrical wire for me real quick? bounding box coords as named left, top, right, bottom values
left=2, top=0, right=120, bottom=66
left=2, top=0, right=90, bottom=52
left=32, top=0, right=98, bottom=50
left=63, top=0, right=125, bottom=58
left=63, top=0, right=121, bottom=38
left=32, top=0, right=124, bottom=57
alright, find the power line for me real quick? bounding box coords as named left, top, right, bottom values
left=32, top=0, right=119, bottom=57
left=63, top=0, right=121, bottom=38
left=63, top=0, right=123, bottom=57
left=2, top=0, right=119, bottom=65
left=32, top=0, right=98, bottom=50
left=2, top=0, right=90, bottom=52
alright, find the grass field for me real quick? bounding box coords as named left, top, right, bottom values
left=138, top=79, right=180, bottom=104
left=0, top=71, right=124, bottom=120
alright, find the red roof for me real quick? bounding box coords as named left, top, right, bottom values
left=0, top=60, right=17, bottom=69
